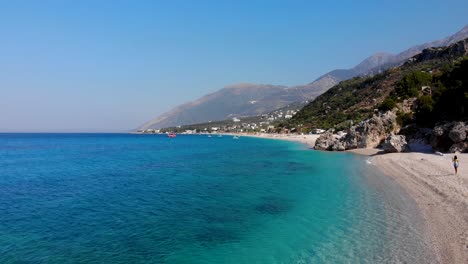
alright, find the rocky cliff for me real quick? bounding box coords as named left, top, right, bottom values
left=431, top=122, right=468, bottom=153
left=310, top=38, right=468, bottom=153
left=413, top=38, right=468, bottom=62
left=314, top=112, right=398, bottom=151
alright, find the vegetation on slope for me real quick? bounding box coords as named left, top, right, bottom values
left=283, top=52, right=467, bottom=132
left=414, top=57, right=468, bottom=125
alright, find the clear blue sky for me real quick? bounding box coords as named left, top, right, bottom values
left=1, top=0, right=467, bottom=132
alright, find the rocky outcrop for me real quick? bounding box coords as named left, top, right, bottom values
left=448, top=122, right=467, bottom=143
left=313, top=114, right=468, bottom=153
left=331, top=141, right=346, bottom=151
left=314, top=132, right=345, bottom=151
left=399, top=124, right=432, bottom=145
left=382, top=134, right=409, bottom=153
left=413, top=38, right=468, bottom=63
left=314, top=132, right=337, bottom=151
left=449, top=142, right=468, bottom=153
left=341, top=111, right=397, bottom=149
left=431, top=122, right=468, bottom=152
left=314, top=111, right=398, bottom=151
left=396, top=98, right=417, bottom=113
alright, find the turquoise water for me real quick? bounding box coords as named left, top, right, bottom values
left=0, top=134, right=433, bottom=263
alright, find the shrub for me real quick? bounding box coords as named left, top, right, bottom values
left=418, top=95, right=434, bottom=112
left=396, top=111, right=413, bottom=126
left=335, top=120, right=354, bottom=131
left=378, top=98, right=396, bottom=112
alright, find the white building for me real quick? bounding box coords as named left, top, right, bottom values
left=313, top=128, right=326, bottom=134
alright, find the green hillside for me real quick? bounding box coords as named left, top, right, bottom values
left=282, top=40, right=468, bottom=133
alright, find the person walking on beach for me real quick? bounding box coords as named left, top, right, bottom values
left=453, top=155, right=459, bottom=174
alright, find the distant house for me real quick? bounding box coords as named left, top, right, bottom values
left=143, top=129, right=160, bottom=133
left=313, top=128, right=326, bottom=134
left=232, top=117, right=241, bottom=122
left=421, top=86, right=432, bottom=95
left=285, top=114, right=293, bottom=119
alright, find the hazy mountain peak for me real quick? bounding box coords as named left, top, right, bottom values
left=372, top=52, right=394, bottom=56
left=225, top=83, right=259, bottom=89
left=224, top=83, right=283, bottom=90
left=351, top=52, right=395, bottom=74
left=458, top=24, right=468, bottom=34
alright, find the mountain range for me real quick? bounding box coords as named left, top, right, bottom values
left=140, top=24, right=468, bottom=130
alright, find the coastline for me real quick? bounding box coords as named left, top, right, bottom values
left=228, top=133, right=320, bottom=148
left=246, top=133, right=468, bottom=263
left=370, top=152, right=468, bottom=264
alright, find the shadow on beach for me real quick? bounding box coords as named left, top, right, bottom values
left=368, top=144, right=435, bottom=157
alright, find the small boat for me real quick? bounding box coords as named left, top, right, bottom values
left=167, top=133, right=177, bottom=138
left=208, top=135, right=212, bottom=138
left=218, top=135, right=222, bottom=138
left=233, top=136, right=239, bottom=139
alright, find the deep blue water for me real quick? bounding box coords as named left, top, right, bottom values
left=0, top=134, right=433, bottom=263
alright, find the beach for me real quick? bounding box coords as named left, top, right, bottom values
left=248, top=133, right=468, bottom=263
left=231, top=133, right=320, bottom=148
left=370, top=152, right=468, bottom=264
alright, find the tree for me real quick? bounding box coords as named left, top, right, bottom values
left=433, top=57, right=468, bottom=120
left=395, top=71, right=432, bottom=99
left=415, top=95, right=434, bottom=125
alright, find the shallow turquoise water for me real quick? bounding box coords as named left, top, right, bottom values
left=0, top=134, right=433, bottom=263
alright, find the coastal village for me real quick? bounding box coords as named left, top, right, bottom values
left=139, top=107, right=310, bottom=134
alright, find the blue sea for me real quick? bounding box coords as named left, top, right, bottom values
left=0, top=133, right=434, bottom=263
